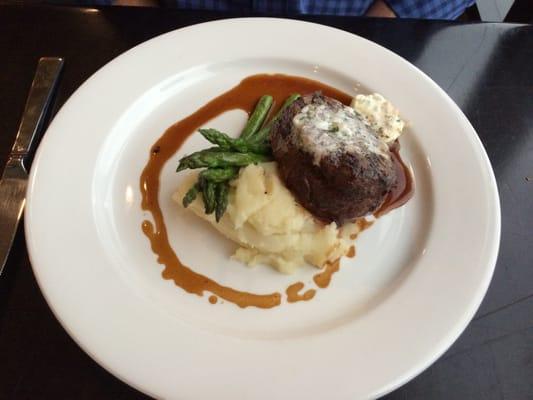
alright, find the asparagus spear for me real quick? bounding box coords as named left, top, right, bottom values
left=215, top=182, right=230, bottom=222
left=176, top=147, right=226, bottom=171
left=199, top=167, right=238, bottom=183
left=199, top=129, right=271, bottom=154
left=202, top=179, right=217, bottom=215
left=249, top=93, right=301, bottom=143
left=177, top=150, right=269, bottom=171
left=240, top=95, right=273, bottom=140
left=182, top=182, right=201, bottom=208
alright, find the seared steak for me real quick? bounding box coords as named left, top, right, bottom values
left=270, top=93, right=396, bottom=224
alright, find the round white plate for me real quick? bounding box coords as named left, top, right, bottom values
left=26, top=18, right=500, bottom=400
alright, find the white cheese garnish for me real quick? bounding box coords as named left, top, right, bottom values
left=351, top=93, right=405, bottom=143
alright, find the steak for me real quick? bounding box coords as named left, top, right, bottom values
left=270, top=92, right=397, bottom=224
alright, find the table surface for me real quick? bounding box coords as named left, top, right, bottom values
left=1, top=4, right=532, bottom=399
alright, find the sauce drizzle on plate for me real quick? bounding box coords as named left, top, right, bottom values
left=286, top=282, right=316, bottom=303
left=140, top=73, right=413, bottom=308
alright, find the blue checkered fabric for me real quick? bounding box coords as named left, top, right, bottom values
left=386, top=0, right=474, bottom=19
left=169, top=0, right=475, bottom=19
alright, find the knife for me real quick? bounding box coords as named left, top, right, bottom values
left=0, top=57, right=64, bottom=275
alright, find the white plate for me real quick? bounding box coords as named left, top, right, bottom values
left=25, top=18, right=500, bottom=400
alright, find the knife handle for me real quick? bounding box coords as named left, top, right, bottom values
left=9, top=57, right=64, bottom=173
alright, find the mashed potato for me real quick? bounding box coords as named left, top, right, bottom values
left=174, top=162, right=361, bottom=274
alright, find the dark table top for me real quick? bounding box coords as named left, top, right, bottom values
left=1, top=4, right=532, bottom=399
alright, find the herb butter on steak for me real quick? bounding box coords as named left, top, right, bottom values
left=270, top=92, right=397, bottom=224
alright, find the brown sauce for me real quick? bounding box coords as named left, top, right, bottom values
left=141, top=220, right=280, bottom=308
left=311, top=219, right=371, bottom=288
left=313, top=259, right=340, bottom=289
left=375, top=142, right=414, bottom=217
left=140, top=73, right=412, bottom=309
left=350, top=219, right=373, bottom=240
left=208, top=295, right=218, bottom=304
left=286, top=282, right=316, bottom=303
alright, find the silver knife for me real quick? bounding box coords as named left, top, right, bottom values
left=0, top=57, right=64, bottom=275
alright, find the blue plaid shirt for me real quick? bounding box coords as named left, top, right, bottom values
left=168, top=0, right=475, bottom=20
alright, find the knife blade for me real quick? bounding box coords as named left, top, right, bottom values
left=0, top=57, right=64, bottom=275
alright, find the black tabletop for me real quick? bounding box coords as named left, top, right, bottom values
left=1, top=5, right=532, bottom=399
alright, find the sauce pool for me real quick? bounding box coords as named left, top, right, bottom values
left=375, top=142, right=414, bottom=217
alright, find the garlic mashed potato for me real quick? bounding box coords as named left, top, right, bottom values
left=175, top=162, right=361, bottom=274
